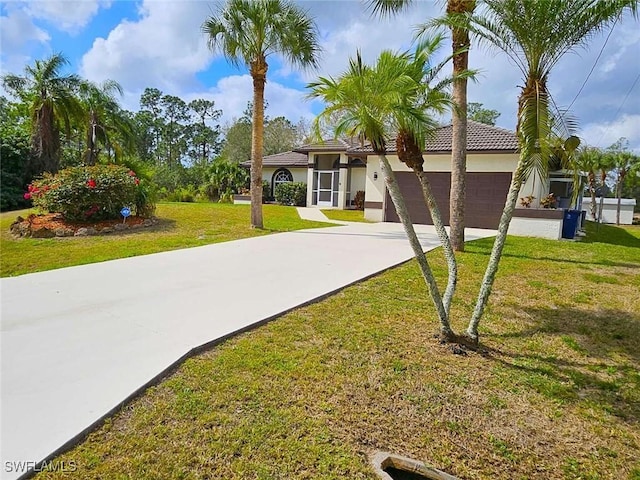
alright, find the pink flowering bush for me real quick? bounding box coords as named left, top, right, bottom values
left=26, top=165, right=154, bottom=221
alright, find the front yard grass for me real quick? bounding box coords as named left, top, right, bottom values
left=0, top=203, right=331, bottom=277
left=35, top=223, right=640, bottom=479
left=321, top=208, right=371, bottom=223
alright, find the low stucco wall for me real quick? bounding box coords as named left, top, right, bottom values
left=364, top=207, right=384, bottom=222
left=582, top=197, right=636, bottom=225
left=508, top=217, right=563, bottom=240
left=508, top=208, right=564, bottom=240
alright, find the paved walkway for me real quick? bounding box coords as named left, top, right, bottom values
left=1, top=221, right=496, bottom=479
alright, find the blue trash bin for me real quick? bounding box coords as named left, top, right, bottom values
left=562, top=209, right=580, bottom=239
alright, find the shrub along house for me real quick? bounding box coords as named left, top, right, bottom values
left=241, top=121, right=577, bottom=239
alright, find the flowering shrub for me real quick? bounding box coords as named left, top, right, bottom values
left=26, top=165, right=155, bottom=221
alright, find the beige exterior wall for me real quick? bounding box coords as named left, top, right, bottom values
left=364, top=207, right=384, bottom=222
left=365, top=156, right=385, bottom=203
left=386, top=153, right=519, bottom=173
left=262, top=166, right=307, bottom=185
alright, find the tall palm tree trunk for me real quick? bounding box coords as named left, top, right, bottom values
left=412, top=167, right=458, bottom=314
left=250, top=57, right=267, bottom=229
left=587, top=171, right=597, bottom=221
left=466, top=158, right=526, bottom=342
left=597, top=169, right=607, bottom=223
left=615, top=170, right=625, bottom=226
left=378, top=154, right=455, bottom=340
left=448, top=0, right=474, bottom=253
left=396, top=131, right=458, bottom=314
left=85, top=111, right=99, bottom=165
left=34, top=104, right=61, bottom=174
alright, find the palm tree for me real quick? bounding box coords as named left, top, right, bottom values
left=2, top=53, right=83, bottom=175
left=610, top=149, right=639, bottom=225
left=202, top=0, right=321, bottom=229
left=392, top=34, right=475, bottom=314
left=308, top=49, right=456, bottom=340
left=575, top=146, right=604, bottom=221
left=78, top=80, right=135, bottom=165
left=370, top=0, right=476, bottom=253
left=462, top=0, right=638, bottom=342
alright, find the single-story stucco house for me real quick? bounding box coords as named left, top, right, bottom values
left=242, top=121, right=589, bottom=239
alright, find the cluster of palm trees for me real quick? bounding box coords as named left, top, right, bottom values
left=2, top=54, right=133, bottom=177
left=203, top=0, right=637, bottom=343
left=577, top=142, right=639, bottom=225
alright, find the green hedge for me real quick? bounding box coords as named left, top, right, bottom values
left=27, top=165, right=155, bottom=221
left=274, top=182, right=307, bottom=206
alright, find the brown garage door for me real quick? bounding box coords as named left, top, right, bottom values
left=384, top=172, right=512, bottom=229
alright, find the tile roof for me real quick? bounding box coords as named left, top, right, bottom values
left=240, top=151, right=308, bottom=168
left=347, top=121, right=519, bottom=154
left=294, top=138, right=360, bottom=152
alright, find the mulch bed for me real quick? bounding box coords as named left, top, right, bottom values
left=10, top=213, right=157, bottom=238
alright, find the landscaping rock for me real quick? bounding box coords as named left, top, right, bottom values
left=55, top=228, right=74, bottom=237
left=9, top=213, right=150, bottom=238
left=31, top=227, right=56, bottom=238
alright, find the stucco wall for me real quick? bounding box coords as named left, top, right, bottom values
left=508, top=217, right=563, bottom=240
left=365, top=156, right=385, bottom=204
left=364, top=207, right=384, bottom=222
left=262, top=167, right=307, bottom=185
left=387, top=153, right=519, bottom=173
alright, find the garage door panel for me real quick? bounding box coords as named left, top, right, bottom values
left=384, top=171, right=512, bottom=229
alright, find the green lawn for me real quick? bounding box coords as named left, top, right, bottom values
left=34, top=222, right=640, bottom=479
left=0, top=203, right=331, bottom=277
left=321, top=209, right=371, bottom=223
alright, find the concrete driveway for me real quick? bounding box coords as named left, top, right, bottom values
left=1, top=221, right=496, bottom=479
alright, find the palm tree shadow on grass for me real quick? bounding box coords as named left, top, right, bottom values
left=481, top=306, right=640, bottom=422
left=582, top=222, right=640, bottom=248
left=465, top=237, right=640, bottom=269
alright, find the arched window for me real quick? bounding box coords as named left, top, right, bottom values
left=272, top=168, right=293, bottom=195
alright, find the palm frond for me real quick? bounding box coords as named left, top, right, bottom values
left=367, top=0, right=413, bottom=18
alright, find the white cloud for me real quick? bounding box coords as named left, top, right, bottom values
left=80, top=1, right=212, bottom=92
left=0, top=5, right=50, bottom=52
left=580, top=114, right=640, bottom=152
left=26, top=0, right=111, bottom=32
left=291, top=1, right=441, bottom=82
left=0, top=5, right=51, bottom=86
left=181, top=74, right=316, bottom=126
left=599, top=23, right=640, bottom=74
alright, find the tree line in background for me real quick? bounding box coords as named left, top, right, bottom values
left=0, top=54, right=310, bottom=211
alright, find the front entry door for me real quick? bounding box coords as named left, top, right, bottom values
left=317, top=171, right=334, bottom=207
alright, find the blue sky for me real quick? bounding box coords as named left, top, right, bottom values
left=1, top=0, right=639, bottom=151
